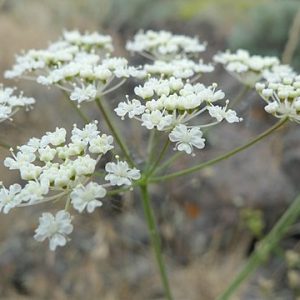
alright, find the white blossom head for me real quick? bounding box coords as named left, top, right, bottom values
left=143, top=58, right=214, bottom=80
left=34, top=210, right=73, bottom=251
left=105, top=160, right=141, bottom=186
left=214, top=49, right=279, bottom=87
left=0, top=85, right=35, bottom=123
left=126, top=30, right=207, bottom=60
left=115, top=78, right=242, bottom=155
left=256, top=72, right=300, bottom=123
left=62, top=30, right=113, bottom=52
left=70, top=182, right=106, bottom=213
left=5, top=30, right=146, bottom=105
left=0, top=122, right=140, bottom=250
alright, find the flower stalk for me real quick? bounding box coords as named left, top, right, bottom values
left=149, top=118, right=288, bottom=183
left=95, top=97, right=134, bottom=166
left=217, top=192, right=300, bottom=300
left=140, top=183, right=173, bottom=300
left=63, top=91, right=90, bottom=124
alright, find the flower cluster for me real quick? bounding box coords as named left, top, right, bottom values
left=0, top=122, right=141, bottom=250
left=126, top=30, right=207, bottom=60
left=256, top=70, right=300, bottom=122
left=214, top=49, right=279, bottom=86
left=262, top=64, right=297, bottom=83
left=5, top=30, right=146, bottom=105
left=127, top=30, right=213, bottom=82
left=115, top=77, right=242, bottom=154
left=143, top=58, right=214, bottom=80
left=0, top=85, right=35, bottom=122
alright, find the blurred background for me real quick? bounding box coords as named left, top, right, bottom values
left=0, top=0, right=300, bottom=299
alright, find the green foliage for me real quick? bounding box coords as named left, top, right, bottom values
left=228, top=0, right=300, bottom=70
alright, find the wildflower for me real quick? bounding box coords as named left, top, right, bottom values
left=2, top=122, right=116, bottom=208
left=88, top=134, right=114, bottom=154
left=70, top=182, right=106, bottom=213
left=141, top=110, right=173, bottom=130
left=41, top=128, right=67, bottom=147
left=38, top=146, right=57, bottom=162
left=34, top=210, right=73, bottom=251
left=105, top=161, right=141, bottom=186
left=19, top=181, right=49, bottom=204
left=71, top=122, right=100, bottom=145
left=169, top=125, right=205, bottom=154
left=262, top=64, right=296, bottom=83
left=70, top=85, right=97, bottom=104
left=116, top=78, right=241, bottom=154
left=4, top=150, right=36, bottom=170
left=207, top=102, right=243, bottom=123
left=256, top=73, right=300, bottom=122
left=143, top=59, right=214, bottom=79
left=114, top=99, right=145, bottom=119
left=214, top=49, right=279, bottom=86
left=0, top=85, right=35, bottom=122
left=63, top=30, right=113, bottom=52
left=0, top=184, right=22, bottom=214
left=72, top=155, right=97, bottom=176
left=126, top=30, right=206, bottom=60
left=5, top=30, right=144, bottom=105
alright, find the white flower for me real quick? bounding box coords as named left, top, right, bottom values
left=89, top=134, right=114, bottom=154
left=256, top=73, right=300, bottom=122
left=20, top=181, right=49, bottom=204
left=105, top=161, right=141, bottom=186
left=0, top=85, right=35, bottom=122
left=0, top=184, right=22, bottom=214
left=126, top=30, right=206, bottom=59
left=134, top=86, right=154, bottom=99
left=208, top=105, right=242, bottom=123
left=53, top=166, right=75, bottom=188
left=263, top=65, right=296, bottom=83
left=73, top=155, right=97, bottom=176
left=38, top=146, right=56, bottom=162
left=56, top=142, right=86, bottom=159
left=71, top=122, right=99, bottom=145
left=41, top=128, right=67, bottom=147
left=141, top=110, right=173, bottom=130
left=4, top=151, right=36, bottom=170
left=63, top=30, right=113, bottom=51
left=169, top=125, right=205, bottom=154
left=214, top=49, right=279, bottom=86
left=71, top=182, right=106, bottom=213
left=264, top=102, right=279, bottom=114
left=19, top=163, right=42, bottom=180
left=34, top=210, right=73, bottom=251
left=94, top=66, right=113, bottom=80
left=114, top=99, right=145, bottom=119
left=70, top=85, right=97, bottom=104
left=144, top=59, right=214, bottom=79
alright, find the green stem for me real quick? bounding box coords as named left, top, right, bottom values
left=153, top=152, right=183, bottom=175
left=145, top=130, right=157, bottom=171
left=63, top=91, right=90, bottom=124
left=95, top=98, right=134, bottom=166
left=147, top=138, right=170, bottom=177
left=217, top=192, right=300, bottom=300
left=140, top=184, right=173, bottom=300
left=150, top=118, right=288, bottom=183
